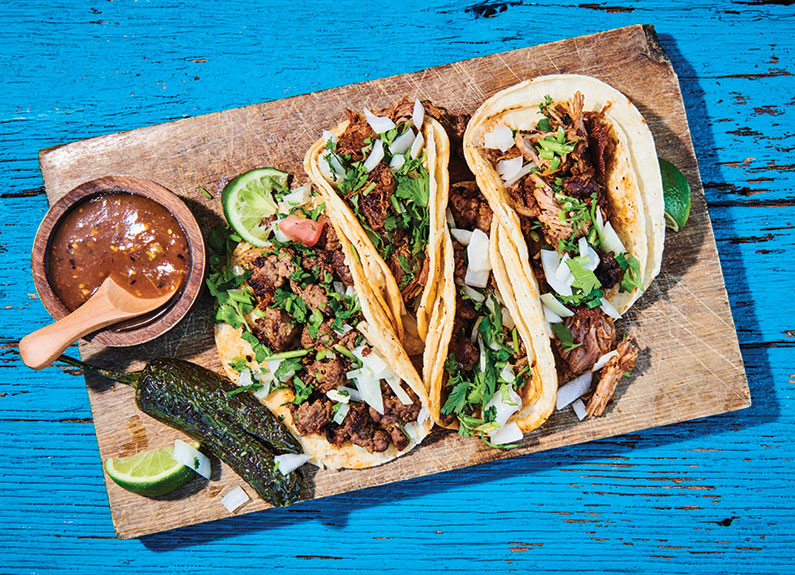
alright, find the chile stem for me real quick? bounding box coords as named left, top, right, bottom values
left=57, top=355, right=141, bottom=388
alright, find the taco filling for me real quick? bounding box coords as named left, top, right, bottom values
left=478, top=92, right=639, bottom=416
left=441, top=182, right=531, bottom=444
left=210, top=183, right=426, bottom=458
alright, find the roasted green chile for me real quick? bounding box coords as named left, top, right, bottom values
left=58, top=355, right=303, bottom=507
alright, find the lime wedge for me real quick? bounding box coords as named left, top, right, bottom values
left=104, top=441, right=200, bottom=497
left=658, top=157, right=691, bottom=232
left=221, top=168, right=288, bottom=246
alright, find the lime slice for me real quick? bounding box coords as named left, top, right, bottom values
left=104, top=441, right=200, bottom=497
left=658, top=157, right=691, bottom=232
left=221, top=168, right=289, bottom=246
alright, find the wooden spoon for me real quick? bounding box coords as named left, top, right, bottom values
left=20, top=277, right=177, bottom=370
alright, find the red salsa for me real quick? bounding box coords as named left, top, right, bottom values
left=48, top=192, right=189, bottom=311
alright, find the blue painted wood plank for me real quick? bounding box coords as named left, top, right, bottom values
left=1, top=0, right=793, bottom=572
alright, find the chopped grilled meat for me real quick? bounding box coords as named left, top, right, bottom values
left=507, top=176, right=542, bottom=219
left=530, top=174, right=574, bottom=243
left=456, top=292, right=479, bottom=321
left=452, top=240, right=468, bottom=282
left=248, top=253, right=294, bottom=305
left=331, top=250, right=354, bottom=285
left=300, top=318, right=336, bottom=348
left=486, top=146, right=522, bottom=166
left=586, top=338, right=638, bottom=416
left=306, top=357, right=348, bottom=392
left=595, top=252, right=622, bottom=290
left=386, top=97, right=415, bottom=127
left=451, top=333, right=479, bottom=372
left=515, top=132, right=543, bottom=165
left=439, top=111, right=470, bottom=158
left=555, top=306, right=616, bottom=375
left=291, top=281, right=327, bottom=313
left=449, top=182, right=493, bottom=232
left=369, top=382, right=421, bottom=427
left=584, top=110, right=612, bottom=185
left=400, top=255, right=430, bottom=302
left=337, top=109, right=376, bottom=162
left=326, top=402, right=390, bottom=453
left=359, top=162, right=395, bottom=231
left=387, top=425, right=410, bottom=451
left=252, top=307, right=300, bottom=352
left=316, top=216, right=342, bottom=252
left=291, top=399, right=332, bottom=436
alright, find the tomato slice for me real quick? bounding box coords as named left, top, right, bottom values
left=278, top=215, right=325, bottom=247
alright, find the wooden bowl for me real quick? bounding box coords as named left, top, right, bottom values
left=31, top=176, right=206, bottom=347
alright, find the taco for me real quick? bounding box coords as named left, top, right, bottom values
left=422, top=180, right=558, bottom=443
left=213, top=183, right=431, bottom=470
left=463, top=75, right=664, bottom=417
left=303, top=98, right=451, bottom=355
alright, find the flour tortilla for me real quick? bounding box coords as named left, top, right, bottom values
left=463, top=74, right=665, bottom=315
left=304, top=111, right=451, bottom=356
left=214, top=206, right=432, bottom=470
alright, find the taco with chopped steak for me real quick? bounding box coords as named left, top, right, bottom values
left=303, top=98, right=452, bottom=356
left=463, top=74, right=664, bottom=416
left=211, top=181, right=431, bottom=470
left=421, top=180, right=558, bottom=443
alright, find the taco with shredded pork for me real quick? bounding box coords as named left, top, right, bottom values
left=463, top=75, right=664, bottom=417
left=211, top=178, right=431, bottom=470
left=304, top=98, right=452, bottom=355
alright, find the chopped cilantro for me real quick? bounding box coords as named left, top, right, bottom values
left=228, top=357, right=248, bottom=372
left=566, top=257, right=602, bottom=295
left=291, top=376, right=314, bottom=405
left=274, top=357, right=304, bottom=382
left=241, top=331, right=271, bottom=362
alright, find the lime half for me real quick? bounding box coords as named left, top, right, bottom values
left=221, top=168, right=289, bottom=246
left=104, top=441, right=200, bottom=497
left=658, top=157, right=691, bottom=232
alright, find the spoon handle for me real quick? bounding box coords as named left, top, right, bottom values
left=20, top=290, right=138, bottom=370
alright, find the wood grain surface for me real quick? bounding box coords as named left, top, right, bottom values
left=2, top=0, right=792, bottom=572
left=35, top=24, right=749, bottom=539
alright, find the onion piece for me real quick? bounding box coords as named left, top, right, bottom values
left=322, top=130, right=336, bottom=144
left=543, top=305, right=564, bottom=324
left=602, top=221, right=626, bottom=254
left=412, top=99, right=425, bottom=130
left=600, top=298, right=622, bottom=319
left=220, top=486, right=249, bottom=513
left=592, top=350, right=619, bottom=372
left=389, top=154, right=406, bottom=171
left=503, top=161, right=537, bottom=188
left=502, top=306, right=515, bottom=329
left=488, top=421, right=523, bottom=445
left=496, top=156, right=523, bottom=183
left=555, top=253, right=575, bottom=284
left=363, top=108, right=396, bottom=133
left=280, top=184, right=311, bottom=207
left=540, top=249, right=573, bottom=297
left=462, top=284, right=485, bottom=302
left=486, top=384, right=522, bottom=427
left=571, top=399, right=588, bottom=421
left=556, top=372, right=593, bottom=410
left=483, top=125, right=515, bottom=152
left=237, top=368, right=252, bottom=388
left=326, top=389, right=350, bottom=404
left=410, top=131, right=424, bottom=159
left=274, top=454, right=310, bottom=476
left=389, top=128, right=415, bottom=155
left=173, top=440, right=211, bottom=479
left=446, top=209, right=456, bottom=227
left=540, top=293, right=574, bottom=318
left=270, top=219, right=290, bottom=243
left=338, top=386, right=362, bottom=402
left=499, top=363, right=516, bottom=384
left=450, top=228, right=473, bottom=246
left=333, top=281, right=345, bottom=295
left=465, top=268, right=490, bottom=289
left=467, top=229, right=491, bottom=271
left=578, top=236, right=600, bottom=271
left=363, top=138, right=384, bottom=172
left=332, top=402, right=350, bottom=424
left=385, top=376, right=412, bottom=405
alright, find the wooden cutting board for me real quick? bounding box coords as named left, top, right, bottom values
left=38, top=24, right=750, bottom=539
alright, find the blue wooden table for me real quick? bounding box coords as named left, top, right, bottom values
left=2, top=1, right=793, bottom=572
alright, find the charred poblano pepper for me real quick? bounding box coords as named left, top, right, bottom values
left=58, top=355, right=303, bottom=507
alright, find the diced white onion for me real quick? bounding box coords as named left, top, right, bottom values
left=416, top=406, right=429, bottom=426
left=555, top=253, right=574, bottom=283
left=503, top=161, right=538, bottom=188
left=602, top=221, right=626, bottom=254
left=600, top=298, right=622, bottom=319
left=412, top=99, right=425, bottom=130
left=592, top=350, right=619, bottom=372
left=540, top=249, right=573, bottom=297
left=540, top=293, right=574, bottom=318
left=322, top=130, right=336, bottom=144
left=467, top=229, right=491, bottom=272
left=543, top=305, right=564, bottom=324
left=281, top=184, right=311, bottom=207
left=389, top=154, right=406, bottom=171
left=364, top=108, right=396, bottom=133
left=470, top=317, right=481, bottom=342
left=389, top=128, right=415, bottom=155
left=578, top=237, right=600, bottom=271
left=450, top=228, right=473, bottom=246
left=488, top=421, right=523, bottom=445
left=385, top=376, right=412, bottom=405
left=326, top=389, right=350, bottom=404
left=270, top=219, right=290, bottom=243
left=220, top=486, right=249, bottom=513
left=502, top=306, right=515, bottom=329
left=572, top=398, right=588, bottom=420
left=173, top=440, right=211, bottom=479
left=483, top=125, right=515, bottom=152
left=327, top=153, right=346, bottom=179
left=318, top=153, right=338, bottom=184
left=465, top=268, right=490, bottom=289
left=274, top=453, right=310, bottom=475
left=363, top=138, right=385, bottom=172
left=462, top=285, right=485, bottom=302
left=345, top=285, right=356, bottom=298
left=486, top=384, right=522, bottom=427
left=477, top=337, right=487, bottom=374
left=237, top=368, right=252, bottom=388
left=499, top=364, right=516, bottom=383
left=333, top=281, right=345, bottom=295
left=556, top=372, right=593, bottom=410
left=496, top=156, right=523, bottom=183
left=446, top=209, right=456, bottom=227
left=334, top=323, right=353, bottom=335
left=410, top=131, right=424, bottom=159
left=337, top=386, right=362, bottom=402
left=332, top=402, right=350, bottom=424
